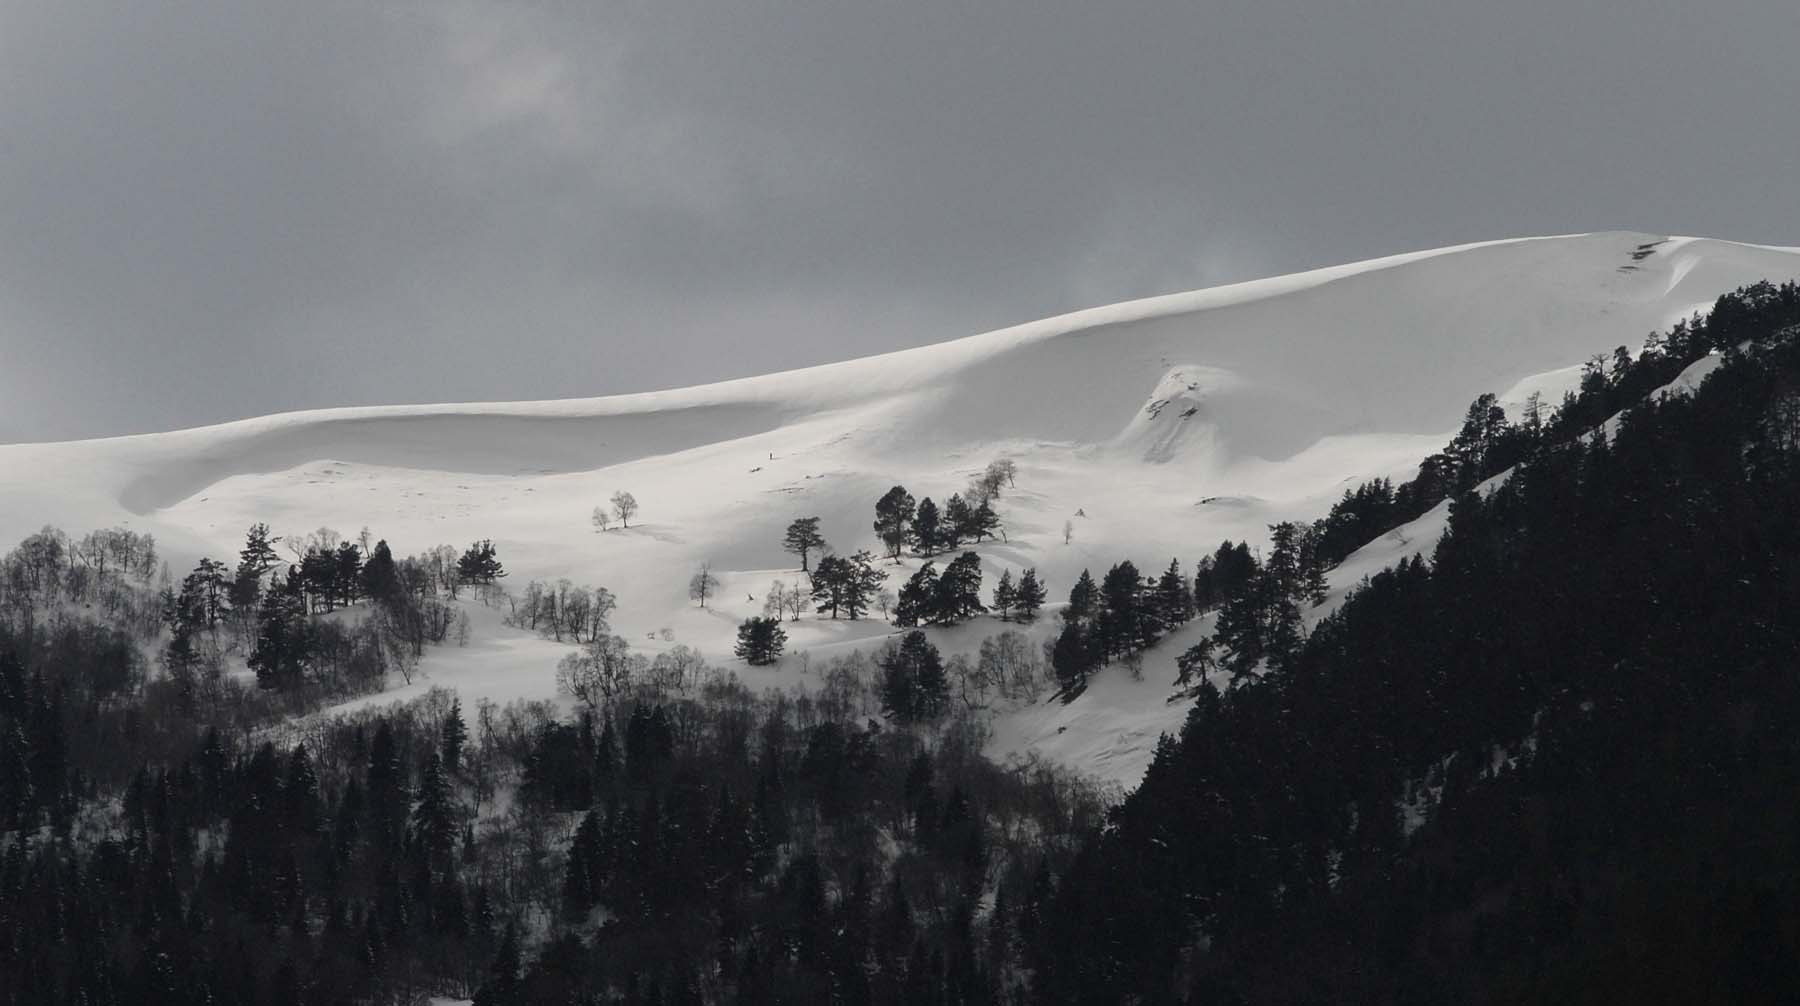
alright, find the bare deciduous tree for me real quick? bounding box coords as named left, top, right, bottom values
left=556, top=634, right=636, bottom=711
left=689, top=562, right=719, bottom=608
left=610, top=491, right=639, bottom=528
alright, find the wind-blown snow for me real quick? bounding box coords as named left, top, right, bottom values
left=5, top=231, right=1797, bottom=792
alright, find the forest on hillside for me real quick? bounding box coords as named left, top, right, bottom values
left=1035, top=281, right=1800, bottom=1004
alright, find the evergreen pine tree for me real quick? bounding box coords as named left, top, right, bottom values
left=457, top=540, right=506, bottom=585
left=413, top=753, right=457, bottom=867
left=564, top=808, right=604, bottom=915
left=249, top=572, right=311, bottom=691
left=734, top=617, right=787, bottom=666
left=1298, top=525, right=1330, bottom=606
left=442, top=697, right=467, bottom=776
left=239, top=522, right=280, bottom=574
left=844, top=550, right=887, bottom=619
left=1014, top=568, right=1046, bottom=622
left=473, top=923, right=522, bottom=1006
left=1175, top=638, right=1216, bottom=686
left=1066, top=569, right=1098, bottom=623
left=1213, top=575, right=1267, bottom=681
left=943, top=493, right=974, bottom=547
left=1096, top=561, right=1147, bottom=660
left=873, top=486, right=916, bottom=562
left=991, top=569, right=1016, bottom=621
left=809, top=554, right=852, bottom=618
left=970, top=499, right=1002, bottom=542
left=895, top=563, right=938, bottom=628
left=1050, top=621, right=1094, bottom=690
left=931, top=552, right=987, bottom=625
left=360, top=541, right=401, bottom=607
left=910, top=497, right=944, bottom=556
left=1152, top=558, right=1193, bottom=630
left=365, top=722, right=409, bottom=854
left=782, top=517, right=828, bottom=572
left=878, top=632, right=948, bottom=723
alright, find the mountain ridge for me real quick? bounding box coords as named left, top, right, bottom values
left=5, top=229, right=1798, bottom=788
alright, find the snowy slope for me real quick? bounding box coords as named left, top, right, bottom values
left=4, top=231, right=1797, bottom=790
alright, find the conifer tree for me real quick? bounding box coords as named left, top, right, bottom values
left=992, top=569, right=1016, bottom=621
left=1014, top=568, right=1046, bottom=622
left=970, top=499, right=1002, bottom=542
left=896, top=563, right=938, bottom=628
left=334, top=541, right=363, bottom=605
left=457, top=540, right=506, bottom=585
left=810, top=554, right=850, bottom=618
left=239, top=522, right=281, bottom=581
left=473, top=924, right=522, bottom=1006
left=734, top=617, right=787, bottom=666
left=943, top=493, right=974, bottom=547
left=1213, top=574, right=1267, bottom=681
left=932, top=552, right=987, bottom=625
left=1264, top=523, right=1304, bottom=601
left=1095, top=561, right=1146, bottom=661
left=360, top=540, right=401, bottom=606
left=1152, top=559, right=1193, bottom=630
left=414, top=753, right=458, bottom=867
left=442, top=697, right=467, bottom=775
left=911, top=497, right=945, bottom=556
left=366, top=722, right=409, bottom=854
left=874, top=486, right=916, bottom=562
left=782, top=517, right=828, bottom=571
left=844, top=550, right=886, bottom=619
left=564, top=808, right=604, bottom=916
left=249, top=572, right=311, bottom=691
left=1050, top=621, right=1094, bottom=690
left=1298, top=525, right=1330, bottom=606
left=878, top=632, right=949, bottom=723
left=1066, top=569, right=1098, bottom=623
left=1175, top=638, right=1216, bottom=686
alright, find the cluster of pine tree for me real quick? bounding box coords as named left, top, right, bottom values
left=894, top=552, right=987, bottom=627
left=873, top=482, right=1003, bottom=562
left=807, top=549, right=888, bottom=620
left=1028, top=281, right=1800, bottom=1003
left=1203, top=521, right=1330, bottom=678
left=1049, top=559, right=1198, bottom=689
left=1307, top=281, right=1800, bottom=571
left=249, top=536, right=497, bottom=692
left=988, top=567, right=1046, bottom=623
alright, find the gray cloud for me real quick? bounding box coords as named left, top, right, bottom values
left=3, top=0, right=1798, bottom=441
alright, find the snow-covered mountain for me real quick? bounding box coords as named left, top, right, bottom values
left=6, top=231, right=1798, bottom=788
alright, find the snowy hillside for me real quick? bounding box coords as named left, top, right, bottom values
left=6, top=230, right=1798, bottom=789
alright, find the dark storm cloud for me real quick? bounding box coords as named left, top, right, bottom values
left=3, top=0, right=1797, bottom=441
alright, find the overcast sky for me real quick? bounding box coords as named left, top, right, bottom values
left=3, top=1, right=1798, bottom=442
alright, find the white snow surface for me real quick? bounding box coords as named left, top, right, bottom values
left=5, top=231, right=1798, bottom=792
